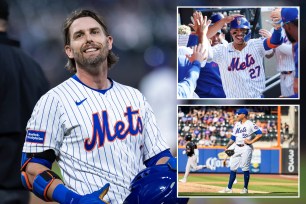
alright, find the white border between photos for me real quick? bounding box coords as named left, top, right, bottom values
left=176, top=6, right=300, bottom=100
left=176, top=104, right=300, bottom=199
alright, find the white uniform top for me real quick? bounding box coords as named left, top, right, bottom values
left=232, top=120, right=260, bottom=145
left=210, top=39, right=266, bottom=98
left=22, top=77, right=169, bottom=204
left=270, top=28, right=295, bottom=72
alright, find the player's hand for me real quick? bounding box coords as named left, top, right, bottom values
left=186, top=43, right=207, bottom=63
left=188, top=11, right=203, bottom=33
left=77, top=184, right=110, bottom=204
left=189, top=12, right=211, bottom=38
left=259, top=29, right=272, bottom=38
left=270, top=8, right=281, bottom=23
left=223, top=14, right=244, bottom=24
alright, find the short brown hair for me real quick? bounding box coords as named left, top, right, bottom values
left=63, top=9, right=119, bottom=73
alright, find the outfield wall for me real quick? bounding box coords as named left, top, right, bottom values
left=177, top=147, right=297, bottom=174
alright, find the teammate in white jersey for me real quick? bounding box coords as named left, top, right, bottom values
left=20, top=9, right=180, bottom=204
left=260, top=8, right=295, bottom=97
left=219, top=108, right=262, bottom=194
left=206, top=16, right=283, bottom=98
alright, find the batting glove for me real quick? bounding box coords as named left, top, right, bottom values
left=77, top=183, right=110, bottom=204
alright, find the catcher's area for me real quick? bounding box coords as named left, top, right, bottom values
left=178, top=173, right=298, bottom=196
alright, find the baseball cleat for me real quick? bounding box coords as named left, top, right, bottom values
left=204, top=165, right=213, bottom=170
left=218, top=187, right=232, bottom=193
left=179, top=179, right=186, bottom=183
left=240, top=188, right=248, bottom=194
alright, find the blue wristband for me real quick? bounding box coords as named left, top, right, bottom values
left=52, top=184, right=81, bottom=204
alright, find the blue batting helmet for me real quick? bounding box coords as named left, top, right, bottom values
left=123, top=164, right=188, bottom=204
left=236, top=108, right=248, bottom=116
left=210, top=13, right=224, bottom=24
left=230, top=17, right=251, bottom=42
left=230, top=17, right=250, bottom=29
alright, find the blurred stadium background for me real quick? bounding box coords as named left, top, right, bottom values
left=3, top=0, right=304, bottom=203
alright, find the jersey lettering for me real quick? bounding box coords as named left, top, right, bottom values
left=85, top=107, right=143, bottom=151
left=228, top=54, right=255, bottom=71
left=235, top=127, right=246, bottom=134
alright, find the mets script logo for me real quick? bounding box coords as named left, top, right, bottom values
left=84, top=106, right=143, bottom=151
left=228, top=54, right=261, bottom=79
left=228, top=54, right=255, bottom=71
left=235, top=127, right=246, bottom=134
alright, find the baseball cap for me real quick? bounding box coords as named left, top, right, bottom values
left=236, top=108, right=248, bottom=115
left=210, top=13, right=224, bottom=24
left=281, top=8, right=298, bottom=24
left=0, top=0, right=9, bottom=20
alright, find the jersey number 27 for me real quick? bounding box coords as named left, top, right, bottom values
left=249, top=66, right=260, bottom=79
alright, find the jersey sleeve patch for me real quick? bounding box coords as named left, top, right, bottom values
left=26, top=130, right=46, bottom=144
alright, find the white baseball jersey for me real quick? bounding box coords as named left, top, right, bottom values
left=270, top=28, right=295, bottom=96
left=22, top=76, right=169, bottom=204
left=210, top=39, right=267, bottom=98
left=230, top=120, right=260, bottom=171
left=270, top=28, right=295, bottom=72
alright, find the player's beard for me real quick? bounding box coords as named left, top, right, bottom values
left=284, top=29, right=296, bottom=43
left=73, top=40, right=109, bottom=73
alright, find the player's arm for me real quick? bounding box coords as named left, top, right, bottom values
left=244, top=129, right=263, bottom=145
left=21, top=151, right=109, bottom=204
left=263, top=24, right=283, bottom=50
left=207, top=14, right=242, bottom=38
left=276, top=42, right=294, bottom=55
left=178, top=43, right=207, bottom=98
left=225, top=135, right=236, bottom=150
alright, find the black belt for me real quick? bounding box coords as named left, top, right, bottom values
left=281, top=71, right=293, bottom=74
left=237, top=144, right=244, bottom=147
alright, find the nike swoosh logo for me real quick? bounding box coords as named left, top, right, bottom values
left=75, top=98, right=87, bottom=106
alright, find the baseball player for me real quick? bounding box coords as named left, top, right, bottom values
left=281, top=8, right=299, bottom=98
left=219, top=108, right=262, bottom=194
left=178, top=14, right=210, bottom=98
left=179, top=135, right=209, bottom=183
left=260, top=8, right=295, bottom=97
left=20, top=9, right=179, bottom=204
left=206, top=15, right=283, bottom=98
left=194, top=13, right=226, bottom=98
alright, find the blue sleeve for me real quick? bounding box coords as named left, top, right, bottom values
left=254, top=129, right=262, bottom=135
left=230, top=135, right=236, bottom=141
left=263, top=28, right=283, bottom=50
left=144, top=149, right=172, bottom=167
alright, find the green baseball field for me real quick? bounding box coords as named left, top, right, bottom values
left=178, top=173, right=298, bottom=197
